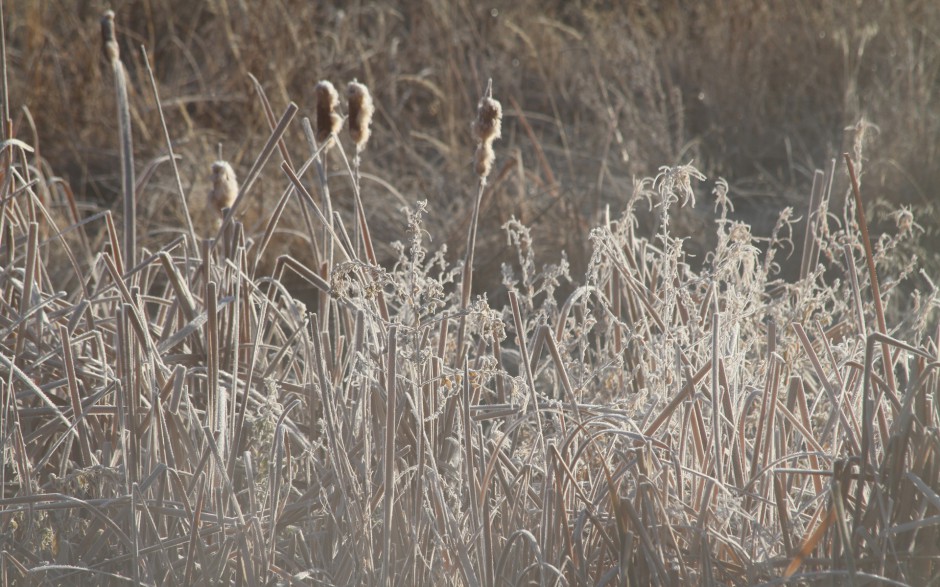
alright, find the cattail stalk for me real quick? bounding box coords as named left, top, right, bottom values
left=331, top=80, right=389, bottom=321
left=456, top=80, right=502, bottom=362
left=312, top=81, right=343, bottom=268
left=102, top=10, right=136, bottom=270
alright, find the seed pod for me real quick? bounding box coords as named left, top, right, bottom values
left=209, top=161, right=238, bottom=215
left=314, top=81, right=344, bottom=146
left=347, top=81, right=375, bottom=151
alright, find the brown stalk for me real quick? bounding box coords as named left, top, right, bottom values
left=774, top=473, right=793, bottom=555
left=844, top=154, right=897, bottom=398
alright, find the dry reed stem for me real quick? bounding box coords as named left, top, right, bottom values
left=214, top=102, right=298, bottom=244
left=101, top=11, right=137, bottom=270
left=799, top=169, right=825, bottom=281
left=140, top=47, right=197, bottom=248
left=844, top=154, right=897, bottom=398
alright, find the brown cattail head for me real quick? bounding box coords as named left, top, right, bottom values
left=101, top=10, right=120, bottom=62
left=471, top=79, right=502, bottom=179
left=472, top=97, right=502, bottom=145
left=209, top=161, right=238, bottom=215
left=314, top=81, right=344, bottom=146
left=346, top=81, right=375, bottom=151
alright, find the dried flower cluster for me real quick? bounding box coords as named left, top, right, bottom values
left=208, top=161, right=238, bottom=215
left=472, top=80, right=502, bottom=179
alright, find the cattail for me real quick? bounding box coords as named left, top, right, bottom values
left=346, top=81, right=375, bottom=151
left=209, top=161, right=238, bottom=215
left=472, top=97, right=502, bottom=146
left=314, top=81, right=344, bottom=146
left=471, top=80, right=502, bottom=179
left=100, top=10, right=120, bottom=63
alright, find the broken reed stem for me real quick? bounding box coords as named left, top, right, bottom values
left=214, top=102, right=298, bottom=245
left=799, top=169, right=825, bottom=281
left=280, top=161, right=352, bottom=261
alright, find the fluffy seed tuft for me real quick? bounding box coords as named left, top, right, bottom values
left=209, top=161, right=238, bottom=215
left=472, top=96, right=502, bottom=145
left=314, top=81, right=344, bottom=147
left=471, top=80, right=502, bottom=179
left=346, top=81, right=375, bottom=151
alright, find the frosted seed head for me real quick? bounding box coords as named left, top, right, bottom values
left=471, top=79, right=502, bottom=179
left=472, top=96, right=502, bottom=145
left=209, top=161, right=238, bottom=215
left=314, top=81, right=343, bottom=146
left=346, top=81, right=375, bottom=150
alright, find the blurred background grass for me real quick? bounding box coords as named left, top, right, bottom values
left=7, top=0, right=939, bottom=287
